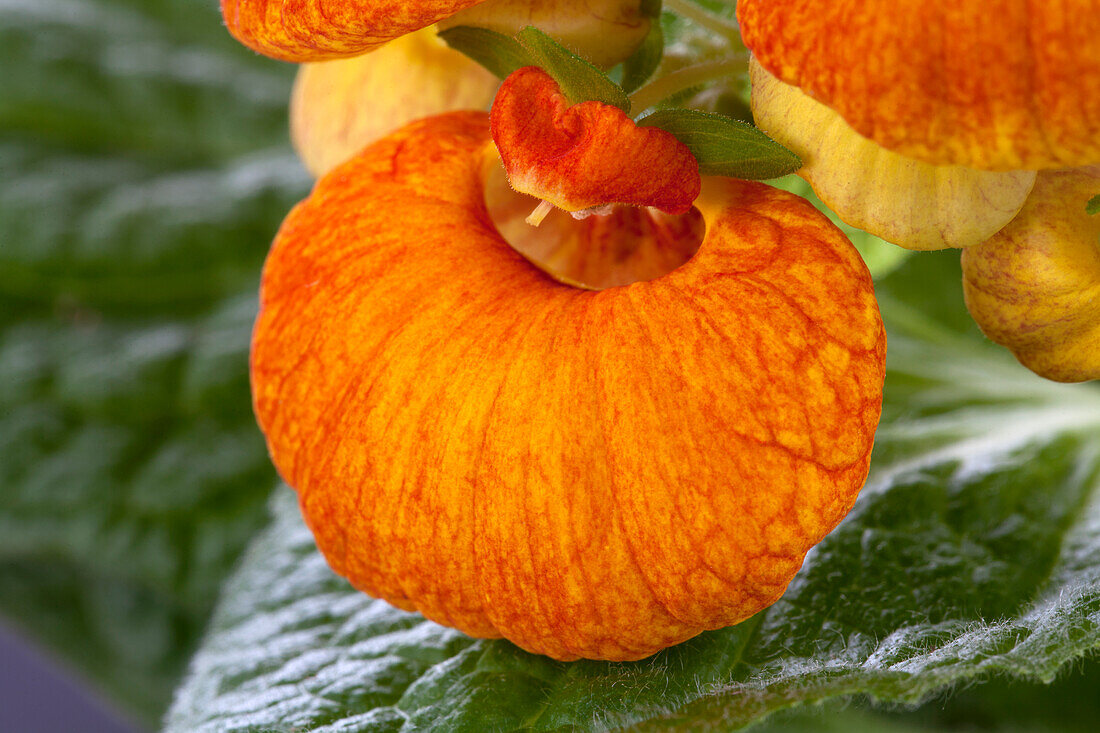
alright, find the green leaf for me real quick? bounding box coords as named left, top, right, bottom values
left=638, top=108, right=801, bottom=179
left=0, top=0, right=304, bottom=723
left=620, top=6, right=664, bottom=94
left=0, top=144, right=308, bottom=313
left=1087, top=194, right=1100, bottom=216
left=515, top=26, right=631, bottom=112
left=0, top=0, right=292, bottom=167
left=437, top=26, right=534, bottom=81
left=166, top=250, right=1100, bottom=731
left=0, top=286, right=282, bottom=727
left=438, top=25, right=633, bottom=111
left=754, top=660, right=1100, bottom=733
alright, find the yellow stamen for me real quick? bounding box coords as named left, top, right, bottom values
left=526, top=200, right=555, bottom=227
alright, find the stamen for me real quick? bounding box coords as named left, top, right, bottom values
left=571, top=204, right=617, bottom=220
left=526, top=200, right=555, bottom=227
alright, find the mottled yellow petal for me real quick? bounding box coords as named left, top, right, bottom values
left=251, top=111, right=886, bottom=661
left=962, top=166, right=1100, bottom=382
left=291, top=28, right=498, bottom=177
left=440, top=0, right=649, bottom=68
left=739, top=0, right=1100, bottom=170
left=750, top=59, right=1036, bottom=251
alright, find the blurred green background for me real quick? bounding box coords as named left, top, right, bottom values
left=2, top=1, right=1097, bottom=731
left=0, top=0, right=302, bottom=725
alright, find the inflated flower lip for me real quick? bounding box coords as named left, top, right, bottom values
left=491, top=66, right=701, bottom=216
left=251, top=111, right=886, bottom=660
left=738, top=0, right=1100, bottom=171
left=222, top=0, right=649, bottom=66
left=962, top=167, right=1100, bottom=383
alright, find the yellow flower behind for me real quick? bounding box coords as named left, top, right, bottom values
left=290, top=28, right=498, bottom=177
left=963, top=167, right=1100, bottom=382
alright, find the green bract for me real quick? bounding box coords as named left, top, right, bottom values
left=620, top=2, right=665, bottom=94
left=639, top=108, right=801, bottom=179
left=437, top=27, right=533, bottom=82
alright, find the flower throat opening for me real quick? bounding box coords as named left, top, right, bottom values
left=483, top=162, right=705, bottom=290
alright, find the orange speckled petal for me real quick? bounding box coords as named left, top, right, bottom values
left=220, top=0, right=488, bottom=62
left=491, top=67, right=700, bottom=214
left=251, top=111, right=886, bottom=660
left=291, top=28, right=498, bottom=177
left=962, top=166, right=1100, bottom=382
left=738, top=0, right=1100, bottom=171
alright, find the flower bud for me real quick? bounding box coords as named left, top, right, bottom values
left=291, top=28, right=498, bottom=177
left=962, top=167, right=1100, bottom=382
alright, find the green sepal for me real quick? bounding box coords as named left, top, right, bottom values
left=514, top=26, right=631, bottom=113
left=1086, top=194, right=1100, bottom=216
left=639, top=108, right=801, bottom=179
left=438, top=25, right=632, bottom=113
left=620, top=11, right=664, bottom=94
left=437, top=26, right=534, bottom=80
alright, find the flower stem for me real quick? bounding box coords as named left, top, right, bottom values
left=628, top=59, right=743, bottom=113
left=664, top=0, right=746, bottom=52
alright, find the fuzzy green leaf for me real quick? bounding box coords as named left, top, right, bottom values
left=439, top=25, right=632, bottom=111
left=437, top=26, right=534, bottom=81
left=620, top=7, right=665, bottom=94
left=515, top=26, right=631, bottom=112
left=166, top=254, right=1100, bottom=732
left=639, top=108, right=801, bottom=179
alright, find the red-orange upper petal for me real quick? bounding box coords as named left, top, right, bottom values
left=251, top=111, right=886, bottom=661
left=220, top=0, right=487, bottom=62
left=738, top=0, right=1100, bottom=170
left=491, top=67, right=700, bottom=214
